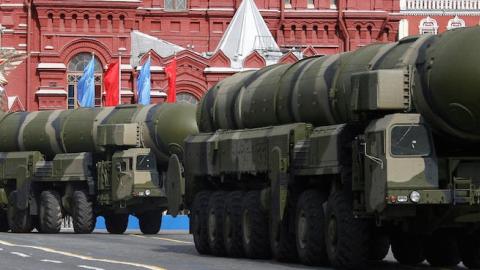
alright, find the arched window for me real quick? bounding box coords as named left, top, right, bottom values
left=165, top=0, right=187, bottom=11
left=176, top=92, right=199, bottom=105
left=419, top=16, right=438, bottom=35
left=447, top=15, right=465, bottom=30
left=67, top=52, right=103, bottom=109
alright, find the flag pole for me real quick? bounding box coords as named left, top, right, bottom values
left=118, top=52, right=122, bottom=105
left=91, top=51, right=96, bottom=107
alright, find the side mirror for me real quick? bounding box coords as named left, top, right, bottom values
left=115, top=162, right=122, bottom=172
left=362, top=142, right=384, bottom=169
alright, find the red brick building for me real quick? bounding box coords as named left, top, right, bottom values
left=0, top=0, right=401, bottom=112
left=399, top=0, right=480, bottom=38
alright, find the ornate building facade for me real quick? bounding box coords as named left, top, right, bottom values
left=399, top=0, right=480, bottom=38
left=0, top=0, right=401, bottom=111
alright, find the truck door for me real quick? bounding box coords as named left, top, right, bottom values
left=363, top=131, right=387, bottom=213
left=112, top=154, right=134, bottom=202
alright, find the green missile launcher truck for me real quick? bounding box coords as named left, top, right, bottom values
left=0, top=103, right=197, bottom=234
left=167, top=26, right=480, bottom=269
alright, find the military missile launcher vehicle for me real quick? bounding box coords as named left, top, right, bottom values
left=0, top=103, right=197, bottom=235
left=167, top=26, right=480, bottom=269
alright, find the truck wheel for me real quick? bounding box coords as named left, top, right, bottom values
left=72, top=190, right=95, bottom=234
left=7, top=191, right=33, bottom=233
left=223, top=191, right=244, bottom=257
left=460, top=233, right=480, bottom=269
left=105, top=214, right=129, bottom=234
left=0, top=209, right=9, bottom=232
left=241, top=190, right=270, bottom=259
left=425, top=231, right=460, bottom=267
left=368, top=231, right=390, bottom=261
left=207, top=191, right=227, bottom=256
left=295, top=190, right=327, bottom=265
left=391, top=232, right=424, bottom=265
left=138, top=211, right=162, bottom=235
left=271, top=190, right=298, bottom=262
left=192, top=191, right=211, bottom=254
left=325, top=189, right=369, bottom=269
left=38, top=190, right=62, bottom=233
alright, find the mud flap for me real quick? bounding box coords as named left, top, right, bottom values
left=15, top=166, right=30, bottom=211
left=166, top=154, right=184, bottom=217
left=269, top=147, right=288, bottom=231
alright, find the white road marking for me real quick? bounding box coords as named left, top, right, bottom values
left=0, top=240, right=166, bottom=270
left=78, top=265, right=105, bottom=270
left=131, top=234, right=193, bottom=244
left=0, top=247, right=3, bottom=251
left=41, top=259, right=63, bottom=264
left=10, top=251, right=30, bottom=258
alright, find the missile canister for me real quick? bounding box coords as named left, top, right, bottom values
left=0, top=103, right=198, bottom=162
left=197, top=27, right=480, bottom=141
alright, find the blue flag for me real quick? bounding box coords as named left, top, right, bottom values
left=77, top=56, right=95, bottom=108
left=137, top=57, right=151, bottom=105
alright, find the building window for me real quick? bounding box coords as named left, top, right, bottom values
left=67, top=52, right=103, bottom=109
left=330, top=0, right=337, bottom=9
left=176, top=92, right=198, bottom=105
left=307, top=0, right=315, bottom=8
left=419, top=16, right=438, bottom=35
left=284, top=0, right=292, bottom=8
left=165, top=0, right=187, bottom=11
left=447, top=15, right=465, bottom=30
left=307, top=0, right=314, bottom=9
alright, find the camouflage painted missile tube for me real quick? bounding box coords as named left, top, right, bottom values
left=198, top=26, right=480, bottom=141
left=0, top=103, right=198, bottom=162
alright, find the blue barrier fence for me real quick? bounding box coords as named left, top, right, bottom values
left=95, top=215, right=190, bottom=231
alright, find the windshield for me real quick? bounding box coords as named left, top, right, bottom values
left=391, top=125, right=431, bottom=156
left=136, top=154, right=156, bottom=170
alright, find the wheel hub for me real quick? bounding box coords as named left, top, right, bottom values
left=327, top=215, right=338, bottom=255
left=242, top=210, right=251, bottom=245
left=297, top=210, right=307, bottom=250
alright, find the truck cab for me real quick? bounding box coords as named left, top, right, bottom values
left=357, top=113, right=480, bottom=222
left=111, top=148, right=162, bottom=202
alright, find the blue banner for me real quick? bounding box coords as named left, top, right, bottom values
left=95, top=215, right=189, bottom=231
left=77, top=56, right=95, bottom=108
left=137, top=57, right=151, bottom=105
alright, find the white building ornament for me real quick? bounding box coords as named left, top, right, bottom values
left=419, top=16, right=439, bottom=34
left=401, top=0, right=480, bottom=15
left=447, top=15, right=466, bottom=29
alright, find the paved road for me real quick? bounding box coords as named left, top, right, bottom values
left=0, top=230, right=468, bottom=270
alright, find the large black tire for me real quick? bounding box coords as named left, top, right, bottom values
left=424, top=231, right=460, bottom=267
left=223, top=191, right=244, bottom=258
left=38, top=190, right=62, bottom=233
left=0, top=209, right=9, bottom=232
left=72, top=190, right=95, bottom=234
left=368, top=230, right=390, bottom=261
left=191, top=191, right=211, bottom=254
left=7, top=191, right=33, bottom=233
left=138, top=211, right=162, bottom=235
left=325, top=189, right=369, bottom=269
left=105, top=214, right=129, bottom=234
left=207, top=191, right=227, bottom=256
left=460, top=233, right=480, bottom=269
left=271, top=190, right=298, bottom=262
left=391, top=232, right=425, bottom=265
left=241, top=190, right=270, bottom=259
left=295, top=190, right=328, bottom=265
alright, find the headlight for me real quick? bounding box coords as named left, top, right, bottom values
left=145, top=189, right=151, bottom=196
left=410, top=191, right=421, bottom=203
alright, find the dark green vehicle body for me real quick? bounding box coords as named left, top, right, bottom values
left=0, top=103, right=197, bottom=234
left=173, top=26, right=480, bottom=269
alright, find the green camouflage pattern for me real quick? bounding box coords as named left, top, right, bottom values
left=197, top=27, right=480, bottom=142
left=182, top=26, right=480, bottom=236
left=0, top=103, right=198, bottom=163
left=0, top=103, right=198, bottom=221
